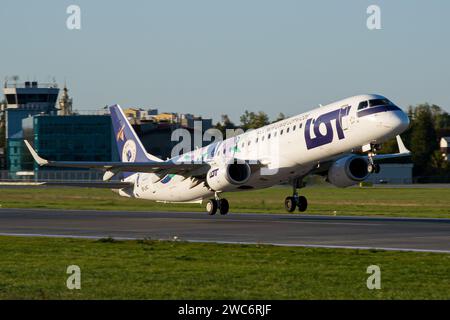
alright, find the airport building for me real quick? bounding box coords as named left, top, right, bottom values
left=1, top=80, right=119, bottom=178
left=7, top=113, right=118, bottom=178
left=1, top=80, right=60, bottom=174
left=0, top=78, right=215, bottom=179
left=440, top=137, right=450, bottom=161
left=364, top=163, right=414, bottom=184
left=124, top=108, right=213, bottom=159
left=132, top=121, right=212, bottom=160
left=2, top=80, right=59, bottom=138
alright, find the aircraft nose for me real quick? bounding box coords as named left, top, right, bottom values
left=389, top=108, right=410, bottom=134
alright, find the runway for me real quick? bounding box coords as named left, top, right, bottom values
left=0, top=208, right=449, bottom=253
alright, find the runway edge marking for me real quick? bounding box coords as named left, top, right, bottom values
left=0, top=232, right=449, bottom=254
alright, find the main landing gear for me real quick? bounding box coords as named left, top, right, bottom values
left=367, top=144, right=381, bottom=174
left=206, top=193, right=229, bottom=215
left=285, top=178, right=308, bottom=213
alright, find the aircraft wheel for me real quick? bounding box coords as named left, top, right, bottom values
left=206, top=199, right=218, bottom=215
left=297, top=196, right=308, bottom=212
left=219, top=199, right=229, bottom=215
left=367, top=163, right=375, bottom=174
left=284, top=196, right=296, bottom=213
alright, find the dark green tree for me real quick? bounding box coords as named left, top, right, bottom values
left=272, top=112, right=286, bottom=123
left=214, top=114, right=236, bottom=136
left=409, top=105, right=438, bottom=175
left=240, top=110, right=269, bottom=130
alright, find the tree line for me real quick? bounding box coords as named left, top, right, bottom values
left=215, top=104, right=450, bottom=178
left=214, top=111, right=286, bottom=134
left=380, top=103, right=450, bottom=177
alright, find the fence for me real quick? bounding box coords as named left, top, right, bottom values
left=0, top=170, right=106, bottom=182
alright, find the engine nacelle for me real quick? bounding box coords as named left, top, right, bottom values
left=206, top=163, right=251, bottom=192
left=327, top=156, right=369, bottom=188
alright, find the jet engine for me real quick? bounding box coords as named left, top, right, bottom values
left=206, top=163, right=251, bottom=192
left=327, top=156, right=370, bottom=188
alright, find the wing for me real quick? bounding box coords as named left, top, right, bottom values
left=372, top=135, right=412, bottom=163
left=310, top=135, right=412, bottom=176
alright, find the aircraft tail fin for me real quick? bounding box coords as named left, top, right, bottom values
left=109, top=105, right=162, bottom=163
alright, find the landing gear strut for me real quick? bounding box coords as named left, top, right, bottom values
left=285, top=178, right=308, bottom=213
left=367, top=144, right=381, bottom=174
left=206, top=193, right=229, bottom=215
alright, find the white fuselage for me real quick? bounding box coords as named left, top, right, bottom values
left=119, top=94, right=409, bottom=202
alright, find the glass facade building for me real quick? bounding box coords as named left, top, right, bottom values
left=31, top=115, right=118, bottom=168
left=5, top=115, right=118, bottom=176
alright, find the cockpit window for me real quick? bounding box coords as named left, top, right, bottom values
left=369, top=99, right=392, bottom=107
left=358, top=101, right=368, bottom=110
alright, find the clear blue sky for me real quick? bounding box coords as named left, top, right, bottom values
left=1, top=0, right=449, bottom=122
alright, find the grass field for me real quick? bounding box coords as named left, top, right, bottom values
left=0, top=236, right=448, bottom=299
left=0, top=186, right=449, bottom=218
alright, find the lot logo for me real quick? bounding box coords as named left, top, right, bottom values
left=209, top=168, right=219, bottom=178
left=122, top=140, right=137, bottom=162
left=304, top=106, right=351, bottom=150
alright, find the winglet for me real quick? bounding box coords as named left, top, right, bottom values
left=396, top=135, right=411, bottom=154
left=23, top=140, right=49, bottom=166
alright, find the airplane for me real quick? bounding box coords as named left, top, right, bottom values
left=24, top=94, right=411, bottom=215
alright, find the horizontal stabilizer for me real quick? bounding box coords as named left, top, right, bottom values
left=0, top=181, right=134, bottom=188
left=24, top=140, right=208, bottom=175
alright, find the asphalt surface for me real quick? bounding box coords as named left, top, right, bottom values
left=0, top=208, right=449, bottom=253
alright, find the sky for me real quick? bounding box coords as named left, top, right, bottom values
left=0, top=0, right=449, bottom=122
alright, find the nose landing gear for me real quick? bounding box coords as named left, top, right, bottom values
left=367, top=162, right=380, bottom=174
left=367, top=143, right=381, bottom=174
left=285, top=178, right=308, bottom=213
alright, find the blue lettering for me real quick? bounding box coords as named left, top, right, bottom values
left=305, top=106, right=351, bottom=150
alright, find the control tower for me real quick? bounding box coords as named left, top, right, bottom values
left=1, top=79, right=60, bottom=172
left=2, top=80, right=59, bottom=139
left=3, top=81, right=59, bottom=139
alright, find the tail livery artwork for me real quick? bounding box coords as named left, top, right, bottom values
left=25, top=94, right=410, bottom=215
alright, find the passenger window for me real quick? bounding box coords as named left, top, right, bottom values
left=280, top=129, right=283, bottom=135
left=268, top=134, right=271, bottom=139
left=287, top=127, right=290, bottom=133
left=358, top=101, right=368, bottom=110
left=248, top=141, right=251, bottom=146
left=293, top=125, right=296, bottom=131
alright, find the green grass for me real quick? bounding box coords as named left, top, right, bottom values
left=0, top=236, right=448, bottom=299
left=0, top=186, right=449, bottom=218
